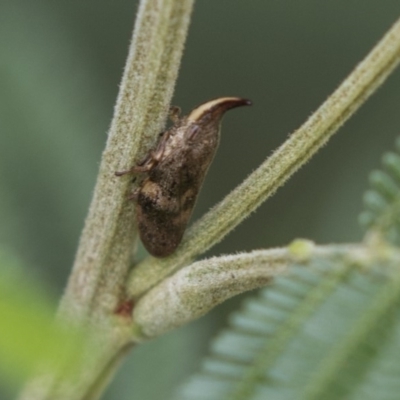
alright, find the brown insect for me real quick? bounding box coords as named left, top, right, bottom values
left=115, top=97, right=252, bottom=257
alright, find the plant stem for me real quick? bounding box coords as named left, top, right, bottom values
left=132, top=242, right=367, bottom=339
left=59, top=0, right=194, bottom=323
left=18, top=1, right=194, bottom=399
left=129, top=17, right=400, bottom=300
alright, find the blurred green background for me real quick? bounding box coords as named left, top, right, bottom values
left=1, top=1, right=400, bottom=399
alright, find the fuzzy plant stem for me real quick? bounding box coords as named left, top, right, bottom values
left=132, top=242, right=364, bottom=339
left=132, top=235, right=400, bottom=340
left=59, top=0, right=194, bottom=324
left=129, top=17, right=400, bottom=299
left=18, top=1, right=194, bottom=399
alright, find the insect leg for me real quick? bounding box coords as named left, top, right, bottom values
left=114, top=168, right=135, bottom=177
left=115, top=131, right=171, bottom=176
left=150, top=130, right=171, bottom=163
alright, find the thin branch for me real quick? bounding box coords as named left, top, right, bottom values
left=129, top=17, right=400, bottom=299
left=132, top=242, right=367, bottom=339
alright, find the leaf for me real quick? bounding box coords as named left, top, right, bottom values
left=0, top=250, right=86, bottom=390
left=174, top=257, right=400, bottom=400
left=359, top=137, right=400, bottom=244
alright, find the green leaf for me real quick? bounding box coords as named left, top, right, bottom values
left=359, top=137, right=400, bottom=243
left=0, top=250, right=85, bottom=390
left=175, top=257, right=400, bottom=400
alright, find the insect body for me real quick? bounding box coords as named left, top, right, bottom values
left=115, top=97, right=252, bottom=257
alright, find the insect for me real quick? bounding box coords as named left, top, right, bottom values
left=115, top=97, right=252, bottom=257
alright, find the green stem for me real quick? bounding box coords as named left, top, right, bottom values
left=59, top=0, right=194, bottom=323
left=18, top=1, right=194, bottom=399
left=133, top=243, right=364, bottom=339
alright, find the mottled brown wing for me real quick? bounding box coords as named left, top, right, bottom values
left=136, top=154, right=199, bottom=257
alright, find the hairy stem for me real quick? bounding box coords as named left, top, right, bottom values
left=129, top=17, right=400, bottom=299
left=18, top=1, right=194, bottom=399
left=132, top=242, right=373, bottom=339
left=60, top=0, right=194, bottom=323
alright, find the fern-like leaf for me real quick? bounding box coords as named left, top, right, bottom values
left=174, top=257, right=400, bottom=400
left=359, top=137, right=400, bottom=243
